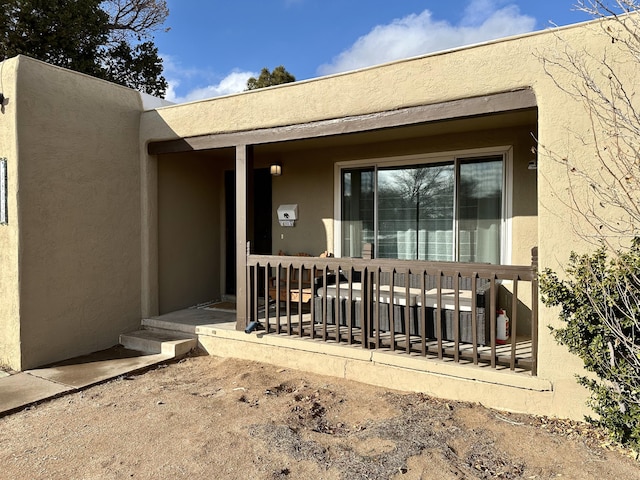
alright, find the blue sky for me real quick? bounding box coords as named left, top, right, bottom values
left=154, top=0, right=592, bottom=103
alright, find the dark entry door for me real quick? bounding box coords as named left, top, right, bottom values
left=224, top=168, right=272, bottom=295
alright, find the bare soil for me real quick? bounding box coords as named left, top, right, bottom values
left=1, top=353, right=638, bottom=479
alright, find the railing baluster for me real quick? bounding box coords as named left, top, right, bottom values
left=490, top=276, right=497, bottom=369
left=347, top=268, right=353, bottom=345
left=374, top=268, right=380, bottom=349
left=436, top=270, right=443, bottom=360
left=253, top=264, right=259, bottom=324
left=389, top=269, right=396, bottom=352
left=334, top=268, right=341, bottom=343
left=360, top=267, right=368, bottom=348
left=263, top=263, right=270, bottom=332
left=404, top=267, right=411, bottom=354
left=310, top=264, right=316, bottom=340
left=275, top=264, right=281, bottom=334
left=297, top=264, right=304, bottom=337
left=510, top=276, right=518, bottom=370
left=322, top=267, right=328, bottom=341
left=420, top=269, right=426, bottom=356
left=286, top=266, right=292, bottom=334
left=471, top=273, right=478, bottom=365
left=453, top=272, right=460, bottom=363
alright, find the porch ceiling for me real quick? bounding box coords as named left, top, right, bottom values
left=148, top=89, right=537, bottom=157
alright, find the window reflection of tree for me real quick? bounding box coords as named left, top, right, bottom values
left=458, top=159, right=503, bottom=263
left=342, top=158, right=503, bottom=263
left=378, top=165, right=454, bottom=260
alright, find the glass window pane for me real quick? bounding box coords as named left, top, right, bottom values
left=458, top=157, right=503, bottom=263
left=341, top=168, right=374, bottom=257
left=378, top=164, right=454, bottom=260
left=340, top=154, right=504, bottom=264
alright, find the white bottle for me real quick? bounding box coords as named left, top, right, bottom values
left=496, top=309, right=510, bottom=344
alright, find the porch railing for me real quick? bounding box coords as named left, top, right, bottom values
left=246, top=247, right=539, bottom=376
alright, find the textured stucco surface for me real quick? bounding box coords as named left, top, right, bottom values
left=157, top=153, right=229, bottom=313
left=0, top=58, right=21, bottom=369
left=12, top=57, right=144, bottom=369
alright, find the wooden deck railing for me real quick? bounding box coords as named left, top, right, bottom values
left=246, top=248, right=539, bottom=375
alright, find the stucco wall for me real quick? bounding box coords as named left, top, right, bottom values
left=0, top=58, right=22, bottom=369
left=270, top=152, right=334, bottom=257
left=14, top=57, right=144, bottom=369
left=157, top=153, right=229, bottom=313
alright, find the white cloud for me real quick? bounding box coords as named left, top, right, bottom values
left=317, top=0, right=536, bottom=76
left=161, top=54, right=256, bottom=103
left=462, top=0, right=505, bottom=25
left=165, top=71, right=256, bottom=103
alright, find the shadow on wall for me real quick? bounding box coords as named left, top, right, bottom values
left=269, top=152, right=334, bottom=256
left=0, top=94, right=9, bottom=114
left=497, top=282, right=532, bottom=337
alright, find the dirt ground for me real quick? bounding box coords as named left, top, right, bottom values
left=1, top=353, right=639, bottom=480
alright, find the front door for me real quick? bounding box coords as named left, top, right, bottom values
left=225, top=168, right=272, bottom=295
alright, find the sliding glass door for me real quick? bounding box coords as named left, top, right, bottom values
left=458, top=157, right=503, bottom=264
left=378, top=163, right=454, bottom=261
left=341, top=169, right=375, bottom=258
left=340, top=154, right=504, bottom=264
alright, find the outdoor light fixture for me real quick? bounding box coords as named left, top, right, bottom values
left=270, top=163, right=282, bottom=176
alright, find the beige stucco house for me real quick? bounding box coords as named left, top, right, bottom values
left=0, top=17, right=634, bottom=419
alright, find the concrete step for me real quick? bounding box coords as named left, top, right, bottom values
left=119, top=330, right=197, bottom=357
left=142, top=317, right=199, bottom=335
left=141, top=309, right=237, bottom=336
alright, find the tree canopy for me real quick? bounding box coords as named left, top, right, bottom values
left=538, top=0, right=640, bottom=245
left=0, top=0, right=169, bottom=97
left=246, top=65, right=296, bottom=90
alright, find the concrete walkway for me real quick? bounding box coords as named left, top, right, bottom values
left=0, top=346, right=174, bottom=416
left=0, top=307, right=228, bottom=417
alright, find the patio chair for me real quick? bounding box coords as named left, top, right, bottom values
left=268, top=251, right=322, bottom=307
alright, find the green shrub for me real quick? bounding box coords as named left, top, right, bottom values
left=540, top=239, right=640, bottom=451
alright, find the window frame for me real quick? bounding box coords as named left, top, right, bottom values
left=334, top=146, right=513, bottom=264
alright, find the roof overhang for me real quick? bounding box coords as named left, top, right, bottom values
left=148, top=88, right=537, bottom=156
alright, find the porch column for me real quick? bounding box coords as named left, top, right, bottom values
left=235, top=144, right=253, bottom=330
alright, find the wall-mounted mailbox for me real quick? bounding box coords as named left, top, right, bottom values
left=277, top=204, right=298, bottom=227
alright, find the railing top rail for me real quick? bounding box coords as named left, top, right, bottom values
left=247, top=254, right=537, bottom=281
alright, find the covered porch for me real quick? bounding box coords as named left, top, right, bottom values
left=145, top=88, right=539, bottom=381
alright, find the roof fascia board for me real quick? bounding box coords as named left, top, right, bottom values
left=148, top=88, right=536, bottom=155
